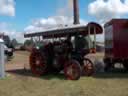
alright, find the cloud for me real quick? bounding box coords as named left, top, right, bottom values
left=67, top=0, right=73, bottom=10
left=24, top=16, right=88, bottom=33
left=5, top=31, right=24, bottom=43
left=56, top=0, right=73, bottom=17
left=88, top=0, right=128, bottom=23
left=0, top=0, right=15, bottom=16
left=0, top=22, right=24, bottom=43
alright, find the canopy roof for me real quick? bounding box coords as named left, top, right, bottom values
left=24, top=22, right=103, bottom=39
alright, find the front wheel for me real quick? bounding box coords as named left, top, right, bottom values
left=64, top=59, right=81, bottom=80
left=82, top=58, right=94, bottom=76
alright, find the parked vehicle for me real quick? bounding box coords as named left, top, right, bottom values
left=104, top=19, right=128, bottom=71
left=4, top=44, right=14, bottom=57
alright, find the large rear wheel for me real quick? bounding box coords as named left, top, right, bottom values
left=82, top=58, right=94, bottom=76
left=29, top=48, right=47, bottom=76
left=64, top=59, right=81, bottom=80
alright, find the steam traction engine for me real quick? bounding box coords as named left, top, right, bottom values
left=24, top=22, right=102, bottom=80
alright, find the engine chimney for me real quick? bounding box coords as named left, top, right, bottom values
left=73, top=0, right=80, bottom=24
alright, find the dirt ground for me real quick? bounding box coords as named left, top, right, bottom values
left=5, top=51, right=30, bottom=71
left=0, top=51, right=127, bottom=96
left=5, top=51, right=104, bottom=71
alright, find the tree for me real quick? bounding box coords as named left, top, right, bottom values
left=3, top=35, right=11, bottom=47
left=24, top=39, right=34, bottom=46
left=11, top=38, right=18, bottom=47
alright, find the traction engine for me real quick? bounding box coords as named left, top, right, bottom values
left=24, top=22, right=103, bottom=80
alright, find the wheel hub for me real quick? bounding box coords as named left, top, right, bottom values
left=67, top=65, right=73, bottom=76
left=36, top=59, right=40, bottom=66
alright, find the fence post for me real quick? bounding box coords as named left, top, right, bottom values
left=0, top=39, right=5, bottom=78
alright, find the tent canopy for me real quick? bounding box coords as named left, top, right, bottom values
left=24, top=22, right=103, bottom=39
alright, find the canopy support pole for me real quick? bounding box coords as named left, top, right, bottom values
left=94, top=27, right=96, bottom=50
left=88, top=26, right=91, bottom=49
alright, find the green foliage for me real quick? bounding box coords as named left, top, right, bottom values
left=3, top=35, right=11, bottom=47
left=24, top=39, right=34, bottom=46
left=11, top=38, right=18, bottom=47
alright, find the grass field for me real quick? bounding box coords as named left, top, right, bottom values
left=0, top=51, right=128, bottom=96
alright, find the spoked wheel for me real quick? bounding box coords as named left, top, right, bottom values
left=82, top=58, right=94, bottom=76
left=29, top=48, right=47, bottom=76
left=64, top=59, right=81, bottom=80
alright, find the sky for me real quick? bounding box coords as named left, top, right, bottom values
left=0, top=0, right=128, bottom=43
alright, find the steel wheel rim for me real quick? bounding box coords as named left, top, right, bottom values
left=66, top=64, right=79, bottom=79
left=64, top=60, right=81, bottom=80
left=82, top=58, right=94, bottom=76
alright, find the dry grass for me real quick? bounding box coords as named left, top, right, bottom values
left=0, top=51, right=127, bottom=96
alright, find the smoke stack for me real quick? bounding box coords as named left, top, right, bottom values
left=73, top=0, right=80, bottom=24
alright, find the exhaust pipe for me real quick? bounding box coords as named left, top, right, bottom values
left=73, top=0, right=80, bottom=24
